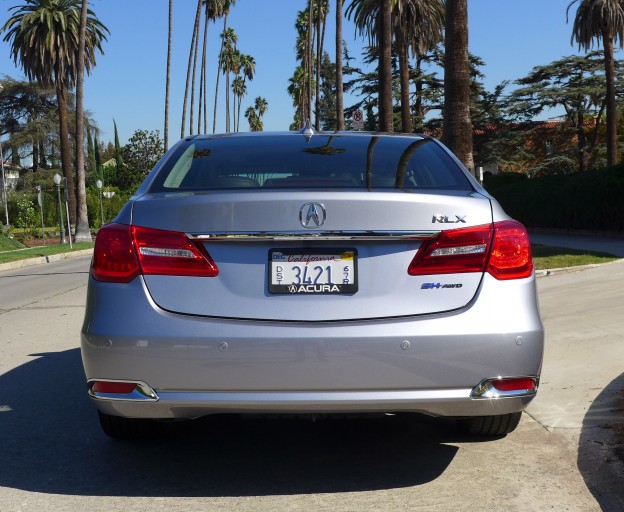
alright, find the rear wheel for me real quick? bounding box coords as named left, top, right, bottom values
left=458, top=412, right=522, bottom=436
left=97, top=411, right=152, bottom=440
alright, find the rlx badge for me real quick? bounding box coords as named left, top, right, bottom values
left=300, top=202, right=327, bottom=228
left=432, top=214, right=467, bottom=224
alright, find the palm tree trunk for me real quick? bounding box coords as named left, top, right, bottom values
left=335, top=0, right=344, bottom=131
left=442, top=0, right=473, bottom=173
left=397, top=31, right=412, bottom=133
left=74, top=0, right=91, bottom=241
left=308, top=0, right=313, bottom=123
left=189, top=2, right=202, bottom=135
left=602, top=27, right=618, bottom=166
left=164, top=0, right=172, bottom=150
left=181, top=0, right=202, bottom=138
left=378, top=0, right=393, bottom=132
left=213, top=16, right=228, bottom=134
left=57, top=85, right=76, bottom=234
left=199, top=3, right=209, bottom=134
left=315, top=1, right=322, bottom=130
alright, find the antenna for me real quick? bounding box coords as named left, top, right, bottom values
left=299, top=119, right=314, bottom=142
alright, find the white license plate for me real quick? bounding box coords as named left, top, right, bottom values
left=268, top=249, right=358, bottom=294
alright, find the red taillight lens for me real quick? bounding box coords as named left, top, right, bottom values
left=91, top=223, right=218, bottom=282
left=408, top=224, right=493, bottom=276
left=90, top=381, right=137, bottom=394
left=132, top=225, right=218, bottom=277
left=491, top=377, right=537, bottom=392
left=487, top=220, right=533, bottom=280
left=408, top=220, right=533, bottom=280
left=91, top=223, right=140, bottom=283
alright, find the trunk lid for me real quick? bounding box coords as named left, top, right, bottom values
left=131, top=190, right=493, bottom=321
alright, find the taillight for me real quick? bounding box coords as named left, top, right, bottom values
left=132, top=225, right=218, bottom=277
left=408, top=220, right=533, bottom=280
left=408, top=224, right=493, bottom=276
left=487, top=220, right=533, bottom=280
left=91, top=223, right=218, bottom=283
left=91, top=223, right=140, bottom=282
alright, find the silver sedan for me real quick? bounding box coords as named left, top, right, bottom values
left=81, top=130, right=543, bottom=439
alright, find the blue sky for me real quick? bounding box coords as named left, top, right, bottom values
left=0, top=0, right=610, bottom=147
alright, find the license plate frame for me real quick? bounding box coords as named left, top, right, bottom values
left=268, top=248, right=358, bottom=294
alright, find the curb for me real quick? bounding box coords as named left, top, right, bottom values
left=0, top=249, right=93, bottom=273
left=535, top=257, right=624, bottom=278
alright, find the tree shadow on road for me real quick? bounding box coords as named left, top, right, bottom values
left=0, top=348, right=468, bottom=497
left=578, top=372, right=624, bottom=511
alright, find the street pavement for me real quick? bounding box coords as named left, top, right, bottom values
left=0, top=251, right=623, bottom=510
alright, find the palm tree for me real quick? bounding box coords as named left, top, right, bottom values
left=212, top=0, right=237, bottom=133
left=441, top=0, right=474, bottom=173
left=569, top=0, right=624, bottom=166
left=220, top=34, right=239, bottom=133
left=336, top=0, right=345, bottom=131
left=2, top=0, right=108, bottom=234
left=181, top=0, right=202, bottom=138
left=315, top=0, right=330, bottom=130
left=345, top=0, right=393, bottom=131
left=245, top=106, right=261, bottom=131
left=394, top=0, right=444, bottom=133
left=74, top=0, right=90, bottom=242
left=164, top=0, right=172, bottom=149
left=255, top=96, right=268, bottom=119
left=231, top=75, right=246, bottom=132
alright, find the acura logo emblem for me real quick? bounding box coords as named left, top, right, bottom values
left=299, top=202, right=326, bottom=228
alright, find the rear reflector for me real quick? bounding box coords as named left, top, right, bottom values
left=491, top=377, right=537, bottom=392
left=408, top=220, right=533, bottom=280
left=91, top=223, right=218, bottom=283
left=90, top=381, right=137, bottom=394
left=471, top=377, right=539, bottom=399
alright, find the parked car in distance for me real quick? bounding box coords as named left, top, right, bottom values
left=81, top=129, right=544, bottom=439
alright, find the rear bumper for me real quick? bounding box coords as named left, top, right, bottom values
left=90, top=388, right=536, bottom=419
left=81, top=273, right=544, bottom=419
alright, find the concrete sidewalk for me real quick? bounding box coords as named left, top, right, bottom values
left=530, top=232, right=624, bottom=257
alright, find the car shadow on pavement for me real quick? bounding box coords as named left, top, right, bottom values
left=578, top=372, right=624, bottom=511
left=0, top=348, right=477, bottom=497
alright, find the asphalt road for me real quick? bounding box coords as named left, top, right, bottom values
left=0, top=256, right=622, bottom=511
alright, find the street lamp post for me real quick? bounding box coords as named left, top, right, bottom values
left=53, top=173, right=66, bottom=244
left=96, top=179, right=104, bottom=227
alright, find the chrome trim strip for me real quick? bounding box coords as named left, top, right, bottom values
left=156, top=389, right=472, bottom=403
left=470, top=376, right=539, bottom=400
left=186, top=231, right=441, bottom=242
left=87, top=379, right=160, bottom=402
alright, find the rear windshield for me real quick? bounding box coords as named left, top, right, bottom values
left=149, top=134, right=473, bottom=192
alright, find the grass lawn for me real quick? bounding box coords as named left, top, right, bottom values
left=532, top=244, right=619, bottom=270
left=0, top=241, right=94, bottom=264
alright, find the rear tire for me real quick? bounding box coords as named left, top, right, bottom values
left=458, top=411, right=522, bottom=436
left=97, top=411, right=151, bottom=440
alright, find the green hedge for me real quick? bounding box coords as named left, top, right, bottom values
left=484, top=165, right=624, bottom=232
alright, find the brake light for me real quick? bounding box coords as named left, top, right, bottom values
left=408, top=220, right=533, bottom=280
left=487, top=220, right=533, bottom=280
left=91, top=223, right=140, bottom=282
left=91, top=223, right=218, bottom=282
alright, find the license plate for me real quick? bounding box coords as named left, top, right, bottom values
left=268, top=249, right=358, bottom=294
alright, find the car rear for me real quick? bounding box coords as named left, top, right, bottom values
left=81, top=132, right=543, bottom=437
